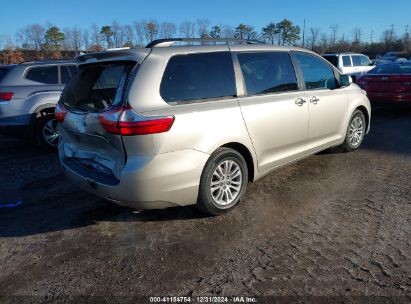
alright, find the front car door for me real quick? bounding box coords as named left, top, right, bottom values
left=292, top=51, right=348, bottom=153
left=234, top=50, right=309, bottom=172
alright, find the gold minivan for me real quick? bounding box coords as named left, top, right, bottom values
left=56, top=38, right=371, bottom=215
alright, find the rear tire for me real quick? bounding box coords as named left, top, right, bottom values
left=340, top=109, right=366, bottom=152
left=196, top=148, right=248, bottom=215
left=36, top=113, right=61, bottom=150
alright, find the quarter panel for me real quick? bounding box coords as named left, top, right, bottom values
left=139, top=99, right=258, bottom=177
left=143, top=100, right=255, bottom=152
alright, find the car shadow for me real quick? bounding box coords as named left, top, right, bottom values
left=0, top=187, right=208, bottom=237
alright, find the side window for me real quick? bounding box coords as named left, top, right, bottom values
left=360, top=56, right=371, bottom=66
left=352, top=55, right=362, bottom=67
left=60, top=66, right=71, bottom=84
left=237, top=52, right=298, bottom=95
left=294, top=52, right=337, bottom=90
left=26, top=66, right=58, bottom=84
left=160, top=52, right=236, bottom=103
left=342, top=56, right=352, bottom=67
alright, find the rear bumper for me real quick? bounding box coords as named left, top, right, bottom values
left=60, top=148, right=210, bottom=210
left=367, top=92, right=411, bottom=104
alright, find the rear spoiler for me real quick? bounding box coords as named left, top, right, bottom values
left=76, top=48, right=150, bottom=65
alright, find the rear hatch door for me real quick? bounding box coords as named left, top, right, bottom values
left=59, top=60, right=138, bottom=183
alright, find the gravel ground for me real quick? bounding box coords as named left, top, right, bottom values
left=0, top=107, right=410, bottom=303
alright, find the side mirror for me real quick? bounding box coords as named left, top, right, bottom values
left=340, top=74, right=352, bottom=87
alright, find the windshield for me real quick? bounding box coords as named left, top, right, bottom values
left=61, top=61, right=136, bottom=111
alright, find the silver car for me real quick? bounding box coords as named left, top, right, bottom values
left=0, top=60, right=77, bottom=149
left=57, top=38, right=371, bottom=215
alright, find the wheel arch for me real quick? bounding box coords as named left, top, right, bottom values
left=33, top=104, right=56, bottom=117
left=220, top=142, right=255, bottom=182
left=355, top=105, right=370, bottom=133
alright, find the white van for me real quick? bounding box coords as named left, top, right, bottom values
left=322, top=53, right=374, bottom=80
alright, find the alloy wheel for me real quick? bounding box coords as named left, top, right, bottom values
left=210, top=159, right=243, bottom=206
left=42, top=119, right=61, bottom=147
left=348, top=116, right=364, bottom=147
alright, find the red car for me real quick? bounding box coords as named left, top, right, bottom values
left=357, top=62, right=411, bottom=104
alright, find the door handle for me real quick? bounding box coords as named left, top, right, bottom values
left=310, top=96, right=320, bottom=104
left=295, top=97, right=306, bottom=106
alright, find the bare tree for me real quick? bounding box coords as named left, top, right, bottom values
left=133, top=21, right=145, bottom=46
left=64, top=27, right=82, bottom=53
left=123, top=24, right=134, bottom=46
left=179, top=21, right=196, bottom=38
left=90, top=24, right=102, bottom=47
left=0, top=35, right=14, bottom=50
left=329, top=24, right=338, bottom=47
left=319, top=33, right=328, bottom=52
left=15, top=27, right=30, bottom=48
left=221, top=25, right=235, bottom=38
left=27, top=24, right=46, bottom=50
left=352, top=27, right=361, bottom=44
left=197, top=19, right=210, bottom=38
left=111, top=21, right=124, bottom=47
left=381, top=26, right=396, bottom=48
left=308, top=27, right=320, bottom=50
left=159, top=22, right=177, bottom=38
left=82, top=30, right=90, bottom=50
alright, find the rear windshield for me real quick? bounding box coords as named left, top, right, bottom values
left=368, top=64, right=411, bottom=74
left=61, top=61, right=135, bottom=111
left=322, top=56, right=338, bottom=67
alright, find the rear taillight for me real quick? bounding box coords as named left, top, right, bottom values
left=55, top=103, right=68, bottom=123
left=0, top=92, right=14, bottom=101
left=99, top=105, right=175, bottom=136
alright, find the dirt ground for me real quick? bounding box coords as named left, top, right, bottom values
left=0, top=107, right=410, bottom=303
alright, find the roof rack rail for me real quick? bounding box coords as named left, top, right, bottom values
left=145, top=38, right=265, bottom=48
left=106, top=47, right=131, bottom=51
left=19, top=59, right=75, bottom=65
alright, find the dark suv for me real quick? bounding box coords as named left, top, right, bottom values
left=0, top=60, right=77, bottom=149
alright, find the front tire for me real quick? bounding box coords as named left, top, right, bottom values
left=340, top=109, right=366, bottom=152
left=196, top=148, right=248, bottom=215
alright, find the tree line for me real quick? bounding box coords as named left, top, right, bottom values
left=1, top=19, right=410, bottom=63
